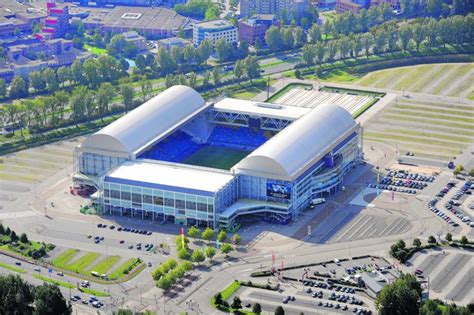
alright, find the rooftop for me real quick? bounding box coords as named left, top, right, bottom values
left=194, top=19, right=234, bottom=30
left=106, top=160, right=234, bottom=194
left=213, top=98, right=310, bottom=120
left=82, top=6, right=193, bottom=31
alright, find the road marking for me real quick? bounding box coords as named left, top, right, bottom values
left=0, top=211, right=36, bottom=219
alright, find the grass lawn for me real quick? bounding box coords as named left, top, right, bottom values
left=33, top=274, right=75, bottom=289
left=320, top=86, right=385, bottom=97
left=230, top=86, right=267, bottom=100
left=84, top=44, right=107, bottom=55
left=52, top=249, right=80, bottom=268
left=108, top=258, right=141, bottom=280
left=318, top=69, right=360, bottom=83
left=79, top=287, right=110, bottom=297
left=363, top=132, right=465, bottom=148
left=183, top=145, right=251, bottom=170
left=388, top=109, right=474, bottom=124
left=393, top=104, right=473, bottom=118
left=65, top=252, right=100, bottom=275
left=0, top=261, right=26, bottom=273
left=221, top=280, right=241, bottom=300
left=210, top=281, right=255, bottom=314
left=353, top=98, right=379, bottom=118
left=383, top=114, right=474, bottom=131
left=88, top=256, right=121, bottom=275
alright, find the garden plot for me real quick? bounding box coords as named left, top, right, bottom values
left=273, top=87, right=376, bottom=116
left=363, top=98, right=474, bottom=164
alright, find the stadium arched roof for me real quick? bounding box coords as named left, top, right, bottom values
left=234, top=103, right=358, bottom=181
left=80, top=85, right=206, bottom=156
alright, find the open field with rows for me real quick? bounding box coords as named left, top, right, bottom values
left=0, top=137, right=82, bottom=184
left=356, top=63, right=474, bottom=98
left=363, top=97, right=474, bottom=164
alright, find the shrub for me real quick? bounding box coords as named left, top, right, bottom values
left=428, top=235, right=437, bottom=244
left=446, top=233, right=452, bottom=242
left=460, top=236, right=468, bottom=246
left=412, top=238, right=421, bottom=248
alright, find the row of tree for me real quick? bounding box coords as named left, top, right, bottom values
left=299, top=14, right=473, bottom=67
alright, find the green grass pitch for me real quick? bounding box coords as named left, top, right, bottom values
left=183, top=145, right=251, bottom=170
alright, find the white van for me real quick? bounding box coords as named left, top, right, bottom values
left=311, top=198, right=326, bottom=205
left=91, top=271, right=99, bottom=277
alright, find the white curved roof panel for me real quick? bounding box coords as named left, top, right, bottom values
left=233, top=103, right=358, bottom=181
left=80, top=85, right=206, bottom=155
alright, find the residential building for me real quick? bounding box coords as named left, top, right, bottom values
left=238, top=14, right=279, bottom=45
left=0, top=0, right=47, bottom=37
left=336, top=0, right=363, bottom=13
left=240, top=0, right=309, bottom=20
left=192, top=19, right=237, bottom=47
left=36, top=3, right=70, bottom=40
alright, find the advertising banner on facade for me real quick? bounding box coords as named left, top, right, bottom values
left=266, top=182, right=291, bottom=199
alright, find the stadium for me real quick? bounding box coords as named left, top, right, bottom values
left=74, top=85, right=362, bottom=229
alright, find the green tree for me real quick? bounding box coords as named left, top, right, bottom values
left=188, top=72, right=197, bottom=88
left=399, top=25, right=413, bottom=51
left=157, top=48, right=177, bottom=74
left=96, top=82, right=115, bottom=116
left=212, top=67, right=220, bottom=86
left=139, top=77, right=153, bottom=103
left=275, top=305, right=285, bottom=315
left=202, top=227, right=214, bottom=242
left=214, top=292, right=223, bottom=305
left=234, top=60, right=245, bottom=83
left=116, top=309, right=133, bottom=315
left=453, top=165, right=464, bottom=175
left=34, top=283, right=72, bottom=315
left=221, top=243, right=233, bottom=255
left=10, top=231, right=18, bottom=242
left=412, top=24, right=425, bottom=51
left=243, top=55, right=260, bottom=83
left=29, top=71, right=46, bottom=92
left=156, top=274, right=173, bottom=291
left=265, top=26, right=283, bottom=52
left=70, top=60, right=83, bottom=85
left=178, top=248, right=191, bottom=260
left=120, top=85, right=135, bottom=109
left=308, top=24, right=322, bottom=43
left=20, top=233, right=28, bottom=243
left=469, top=169, right=474, bottom=177
left=205, top=246, right=216, bottom=260
left=42, top=68, right=59, bottom=93
left=428, top=235, right=437, bottom=244
left=0, top=223, right=4, bottom=235
left=0, top=274, right=35, bottom=315
left=460, top=235, right=468, bottom=246
left=301, top=44, right=315, bottom=66
left=215, top=38, right=232, bottom=62
left=375, top=273, right=421, bottom=314
left=217, top=230, right=227, bottom=242
left=0, top=78, right=6, bottom=99
left=233, top=233, right=241, bottom=245
left=252, top=302, right=262, bottom=314
left=82, top=58, right=100, bottom=89
left=446, top=233, right=452, bottom=242
left=56, top=67, right=71, bottom=88
left=9, top=76, right=28, bottom=98
left=413, top=238, right=421, bottom=248
left=202, top=71, right=210, bottom=88
left=188, top=226, right=200, bottom=239
left=196, top=40, right=212, bottom=64
left=327, top=41, right=337, bottom=62
left=231, top=296, right=242, bottom=310
left=191, top=249, right=205, bottom=263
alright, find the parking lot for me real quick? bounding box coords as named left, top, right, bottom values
left=406, top=248, right=474, bottom=304
left=368, top=169, right=436, bottom=195
left=237, top=256, right=398, bottom=314
left=428, top=179, right=474, bottom=231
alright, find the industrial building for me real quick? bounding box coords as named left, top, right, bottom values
left=75, top=86, right=362, bottom=229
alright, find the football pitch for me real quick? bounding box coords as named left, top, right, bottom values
left=183, top=145, right=251, bottom=170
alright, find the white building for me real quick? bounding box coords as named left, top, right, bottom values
left=192, top=19, right=238, bottom=47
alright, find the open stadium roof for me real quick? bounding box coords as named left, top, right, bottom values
left=213, top=98, right=310, bottom=120
left=80, top=86, right=207, bottom=156
left=233, top=103, right=358, bottom=181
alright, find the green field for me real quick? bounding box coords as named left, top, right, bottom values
left=33, top=274, right=75, bottom=289
left=108, top=258, right=142, bottom=280
left=88, top=256, right=120, bottom=275
left=0, top=261, right=26, bottom=273
left=52, top=249, right=79, bottom=268
left=183, top=145, right=252, bottom=170
left=65, top=252, right=100, bottom=275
